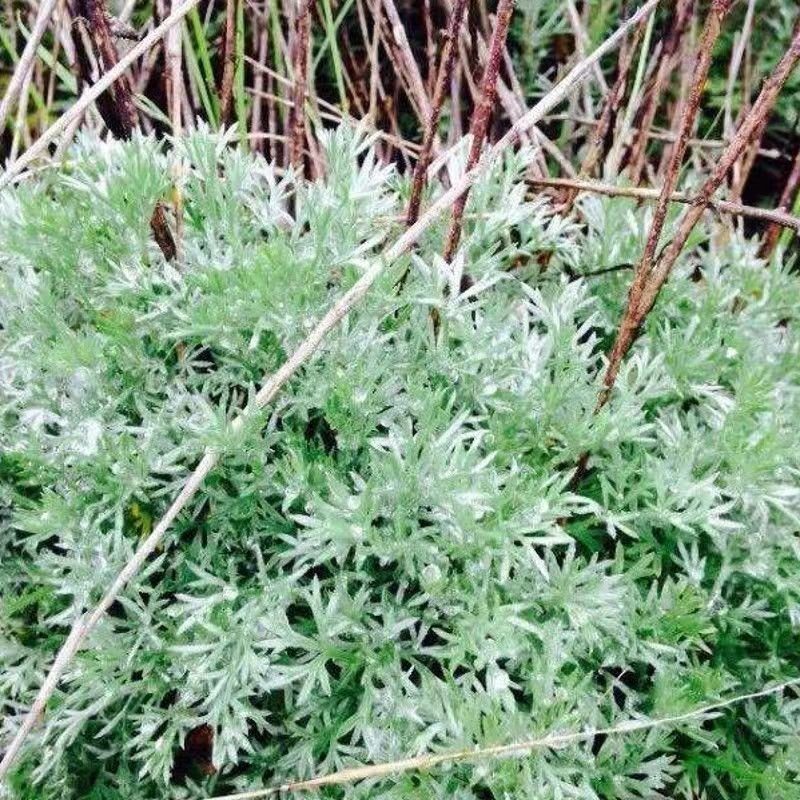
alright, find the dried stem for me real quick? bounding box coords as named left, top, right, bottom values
left=251, top=18, right=270, bottom=151
left=442, top=0, right=515, bottom=262
left=166, top=0, right=184, bottom=254
left=213, top=680, right=799, bottom=798
left=165, top=0, right=183, bottom=135
left=553, top=113, right=786, bottom=160
left=406, top=0, right=469, bottom=226
left=583, top=14, right=645, bottom=176
left=725, top=0, right=757, bottom=191
left=0, top=0, right=60, bottom=133
left=0, top=1, right=660, bottom=778
left=603, top=0, right=734, bottom=399
left=645, top=22, right=800, bottom=290
left=71, top=0, right=177, bottom=261
left=730, top=107, right=770, bottom=202
left=288, top=0, right=313, bottom=171
left=625, top=0, right=695, bottom=184
left=74, top=0, right=139, bottom=136
left=759, top=144, right=800, bottom=258
left=379, top=0, right=433, bottom=122
left=724, top=0, right=756, bottom=138
left=565, top=0, right=608, bottom=95
left=529, top=175, right=800, bottom=231
left=561, top=3, right=647, bottom=213
left=0, top=0, right=204, bottom=191
left=219, top=0, right=237, bottom=126
left=605, top=14, right=800, bottom=404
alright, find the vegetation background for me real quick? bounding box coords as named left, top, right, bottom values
left=1, top=1, right=800, bottom=799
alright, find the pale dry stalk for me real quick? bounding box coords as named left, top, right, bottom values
left=724, top=0, right=756, bottom=188
left=529, top=175, right=800, bottom=231
left=0, top=0, right=205, bottom=191
left=251, top=17, right=270, bottom=151
left=379, top=0, right=433, bottom=122
left=212, top=680, right=800, bottom=798
left=0, top=0, right=60, bottom=133
left=561, top=2, right=647, bottom=213
left=166, top=0, right=185, bottom=253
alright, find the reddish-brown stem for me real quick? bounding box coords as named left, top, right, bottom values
left=647, top=24, right=800, bottom=282
left=626, top=0, right=695, bottom=184
left=72, top=0, right=177, bottom=261
left=406, top=0, right=469, bottom=226
left=560, top=3, right=647, bottom=214
left=602, top=0, right=733, bottom=399
left=442, top=0, right=515, bottom=262
left=219, top=0, right=237, bottom=127
left=289, top=0, right=313, bottom=171
left=583, top=13, right=645, bottom=175
left=422, top=0, right=435, bottom=93
left=606, top=14, right=800, bottom=405
left=759, top=144, right=800, bottom=258
left=656, top=17, right=696, bottom=179
left=73, top=0, right=138, bottom=137
left=731, top=15, right=800, bottom=200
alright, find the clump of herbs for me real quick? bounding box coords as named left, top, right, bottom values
left=1, top=128, right=799, bottom=799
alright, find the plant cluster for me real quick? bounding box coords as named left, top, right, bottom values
left=1, top=128, right=800, bottom=799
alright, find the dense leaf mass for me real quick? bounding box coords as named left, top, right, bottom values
left=1, top=129, right=799, bottom=799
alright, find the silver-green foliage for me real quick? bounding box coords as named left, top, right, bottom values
left=1, top=127, right=799, bottom=799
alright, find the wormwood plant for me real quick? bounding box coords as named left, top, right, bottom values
left=1, top=127, right=800, bottom=799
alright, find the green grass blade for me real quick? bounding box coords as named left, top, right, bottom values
left=187, top=5, right=220, bottom=124
left=182, top=25, right=218, bottom=125
left=314, top=0, right=354, bottom=112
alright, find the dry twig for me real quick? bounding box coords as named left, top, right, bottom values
left=219, top=0, right=237, bottom=126
left=442, top=0, right=515, bottom=262
left=74, top=0, right=139, bottom=136
left=406, top=0, right=469, bottom=226
left=561, top=2, right=647, bottom=213
left=603, top=14, right=800, bottom=408
left=379, top=0, right=433, bottom=122
left=0, top=0, right=60, bottom=133
left=288, top=0, right=313, bottom=171
left=0, top=0, right=205, bottom=191
left=529, top=175, right=800, bottom=232
left=603, top=0, right=734, bottom=400
left=72, top=0, right=177, bottom=260
left=625, top=0, right=695, bottom=184
left=759, top=144, right=800, bottom=257
left=210, top=678, right=800, bottom=798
